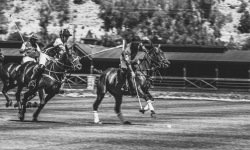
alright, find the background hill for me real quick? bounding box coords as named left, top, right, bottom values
left=1, top=0, right=250, bottom=49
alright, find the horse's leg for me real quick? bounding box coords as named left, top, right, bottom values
left=93, top=91, right=105, bottom=124
left=2, top=83, right=14, bottom=107
left=32, top=91, right=55, bottom=122
left=142, top=91, right=156, bottom=118
left=112, top=94, right=131, bottom=125
left=15, top=85, right=23, bottom=109
left=18, top=90, right=34, bottom=121
left=136, top=86, right=156, bottom=118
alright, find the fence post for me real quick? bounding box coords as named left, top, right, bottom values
left=215, top=67, right=219, bottom=78
left=183, top=65, right=186, bottom=77
left=183, top=65, right=186, bottom=89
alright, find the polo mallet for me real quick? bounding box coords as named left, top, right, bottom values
left=9, top=15, right=25, bottom=42
left=132, top=77, right=143, bottom=110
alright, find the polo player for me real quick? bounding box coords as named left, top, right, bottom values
left=119, top=36, right=146, bottom=94
left=28, top=29, right=72, bottom=91
left=20, top=34, right=41, bottom=64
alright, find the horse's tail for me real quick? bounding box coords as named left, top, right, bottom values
left=96, top=68, right=115, bottom=94
left=96, top=71, right=107, bottom=94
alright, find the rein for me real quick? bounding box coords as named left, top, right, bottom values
left=42, top=53, right=76, bottom=83
left=137, top=47, right=164, bottom=79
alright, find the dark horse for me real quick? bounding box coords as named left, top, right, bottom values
left=93, top=44, right=170, bottom=124
left=0, top=49, right=21, bottom=107
left=16, top=48, right=82, bottom=121
left=1, top=63, right=21, bottom=107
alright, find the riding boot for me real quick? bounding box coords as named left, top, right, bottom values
left=58, top=89, right=65, bottom=94
left=28, top=65, right=45, bottom=89
left=28, top=70, right=38, bottom=89
left=119, top=69, right=129, bottom=91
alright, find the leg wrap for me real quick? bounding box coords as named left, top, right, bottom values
left=117, top=113, right=125, bottom=123
left=147, top=100, right=155, bottom=111
left=93, top=111, right=100, bottom=123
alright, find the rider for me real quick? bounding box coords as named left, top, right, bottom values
left=20, top=34, right=41, bottom=64
left=120, top=35, right=146, bottom=94
left=28, top=29, right=72, bottom=92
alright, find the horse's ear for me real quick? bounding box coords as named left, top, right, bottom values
left=158, top=44, right=161, bottom=49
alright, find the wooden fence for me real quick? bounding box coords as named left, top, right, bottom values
left=63, top=74, right=250, bottom=91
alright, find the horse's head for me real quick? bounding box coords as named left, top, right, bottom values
left=146, top=44, right=170, bottom=69
left=60, top=48, right=82, bottom=71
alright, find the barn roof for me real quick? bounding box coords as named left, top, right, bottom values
left=1, top=48, right=22, bottom=56
left=73, top=43, right=250, bottom=63
left=166, top=50, right=250, bottom=63
left=2, top=41, right=250, bottom=63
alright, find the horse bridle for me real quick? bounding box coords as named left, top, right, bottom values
left=142, top=46, right=166, bottom=70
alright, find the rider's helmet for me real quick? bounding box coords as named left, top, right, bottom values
left=30, top=34, right=38, bottom=40
left=59, top=29, right=72, bottom=43
left=130, top=35, right=142, bottom=53
left=130, top=35, right=141, bottom=43
left=29, top=34, right=38, bottom=44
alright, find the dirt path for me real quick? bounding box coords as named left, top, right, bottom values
left=0, top=95, right=250, bottom=150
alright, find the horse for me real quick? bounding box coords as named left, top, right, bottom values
left=0, top=48, right=21, bottom=107
left=93, top=44, right=170, bottom=124
left=16, top=48, right=82, bottom=121
left=0, top=62, right=21, bottom=107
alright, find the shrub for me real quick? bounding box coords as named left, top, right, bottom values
left=237, top=1, right=248, bottom=13
left=73, top=0, right=86, bottom=5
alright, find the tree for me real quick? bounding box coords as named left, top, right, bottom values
left=238, top=11, right=250, bottom=33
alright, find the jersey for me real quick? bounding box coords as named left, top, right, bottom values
left=120, top=43, right=140, bottom=69
left=43, top=38, right=66, bottom=57
left=20, top=42, right=41, bottom=59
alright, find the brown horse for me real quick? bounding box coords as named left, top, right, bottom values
left=0, top=63, right=21, bottom=107
left=16, top=48, right=82, bottom=121
left=93, top=44, right=170, bottom=124
left=0, top=48, right=22, bottom=107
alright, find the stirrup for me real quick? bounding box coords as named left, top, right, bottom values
left=121, top=84, right=129, bottom=91
left=28, top=80, right=36, bottom=89
left=58, top=89, right=65, bottom=94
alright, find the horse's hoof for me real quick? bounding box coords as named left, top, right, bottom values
left=33, top=102, right=38, bottom=108
left=14, top=103, right=19, bottom=108
left=32, top=118, right=38, bottom=122
left=26, top=102, right=32, bottom=108
left=94, top=121, right=102, bottom=124
left=5, top=102, right=9, bottom=108
left=124, top=121, right=132, bottom=125
left=151, top=111, right=156, bottom=118
left=139, top=109, right=145, bottom=114
left=18, top=113, right=24, bottom=121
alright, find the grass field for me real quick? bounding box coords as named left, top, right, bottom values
left=0, top=94, right=250, bottom=150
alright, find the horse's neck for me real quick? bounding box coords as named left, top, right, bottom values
left=137, top=55, right=154, bottom=76
left=46, top=59, right=66, bottom=79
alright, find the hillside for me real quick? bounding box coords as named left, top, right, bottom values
left=1, top=0, right=104, bottom=42
left=0, top=0, right=250, bottom=48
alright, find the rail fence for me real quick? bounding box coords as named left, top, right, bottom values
left=63, top=74, right=250, bottom=91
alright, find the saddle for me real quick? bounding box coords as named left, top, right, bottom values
left=118, top=68, right=137, bottom=96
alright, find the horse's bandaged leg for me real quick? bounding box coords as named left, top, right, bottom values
left=147, top=100, right=155, bottom=111
left=93, top=111, right=100, bottom=123
left=117, top=113, right=125, bottom=123
left=143, top=104, right=149, bottom=111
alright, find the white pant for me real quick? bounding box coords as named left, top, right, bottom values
left=39, top=52, right=51, bottom=66
left=22, top=56, right=36, bottom=64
